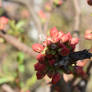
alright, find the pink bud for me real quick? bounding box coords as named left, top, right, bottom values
left=66, top=32, right=72, bottom=40
left=46, top=36, right=52, bottom=45
left=32, top=44, right=44, bottom=53
left=36, top=54, right=45, bottom=63
left=50, top=27, right=59, bottom=38
left=70, top=38, right=79, bottom=45
left=85, top=34, right=92, bottom=40
left=0, top=16, right=8, bottom=24
left=85, top=29, right=92, bottom=34
left=58, top=31, right=64, bottom=39
left=85, top=30, right=92, bottom=40
left=61, top=33, right=70, bottom=43
left=0, top=16, right=8, bottom=30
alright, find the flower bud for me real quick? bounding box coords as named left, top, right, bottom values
left=70, top=38, right=79, bottom=45
left=50, top=27, right=59, bottom=38
left=61, top=34, right=69, bottom=43
left=58, top=31, right=64, bottom=39
left=36, top=54, right=45, bottom=63
left=46, top=54, right=54, bottom=59
left=60, top=47, right=70, bottom=56
left=52, top=73, right=61, bottom=84
left=0, top=16, right=8, bottom=24
left=34, top=62, right=46, bottom=71
left=0, top=16, right=8, bottom=30
left=85, top=30, right=92, bottom=40
left=48, top=59, right=56, bottom=66
left=32, top=44, right=44, bottom=53
left=36, top=71, right=45, bottom=79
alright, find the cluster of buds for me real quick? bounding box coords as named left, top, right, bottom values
left=0, top=16, right=8, bottom=30
left=32, top=27, right=80, bottom=84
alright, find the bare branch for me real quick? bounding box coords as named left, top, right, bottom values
left=73, top=0, right=81, bottom=30
left=0, top=32, right=37, bottom=57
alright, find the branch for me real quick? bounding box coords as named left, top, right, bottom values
left=43, top=0, right=53, bottom=34
left=0, top=32, right=37, bottom=57
left=73, top=0, right=81, bottom=31
left=51, top=75, right=71, bottom=92
left=72, top=0, right=81, bottom=51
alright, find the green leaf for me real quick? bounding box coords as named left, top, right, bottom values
left=16, top=20, right=25, bottom=29
left=0, top=76, right=14, bottom=84
left=17, top=52, right=24, bottom=63
left=0, top=78, right=8, bottom=84
left=9, top=20, right=16, bottom=31
left=18, top=64, right=25, bottom=73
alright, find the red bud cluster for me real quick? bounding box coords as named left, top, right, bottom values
left=0, top=16, right=8, bottom=30
left=32, top=27, right=79, bottom=84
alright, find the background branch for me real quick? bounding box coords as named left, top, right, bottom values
left=0, top=32, right=37, bottom=57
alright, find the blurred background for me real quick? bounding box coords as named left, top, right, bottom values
left=0, top=0, right=92, bottom=92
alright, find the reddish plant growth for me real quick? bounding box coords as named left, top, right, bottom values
left=32, top=27, right=86, bottom=84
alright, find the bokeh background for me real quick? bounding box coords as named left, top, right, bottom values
left=0, top=0, right=92, bottom=92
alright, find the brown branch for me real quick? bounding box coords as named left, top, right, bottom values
left=72, top=0, right=81, bottom=51
left=0, top=32, right=37, bottom=57
left=0, top=0, right=2, bottom=7
left=73, top=0, right=81, bottom=31
left=43, top=0, right=53, bottom=34
left=51, top=75, right=71, bottom=92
